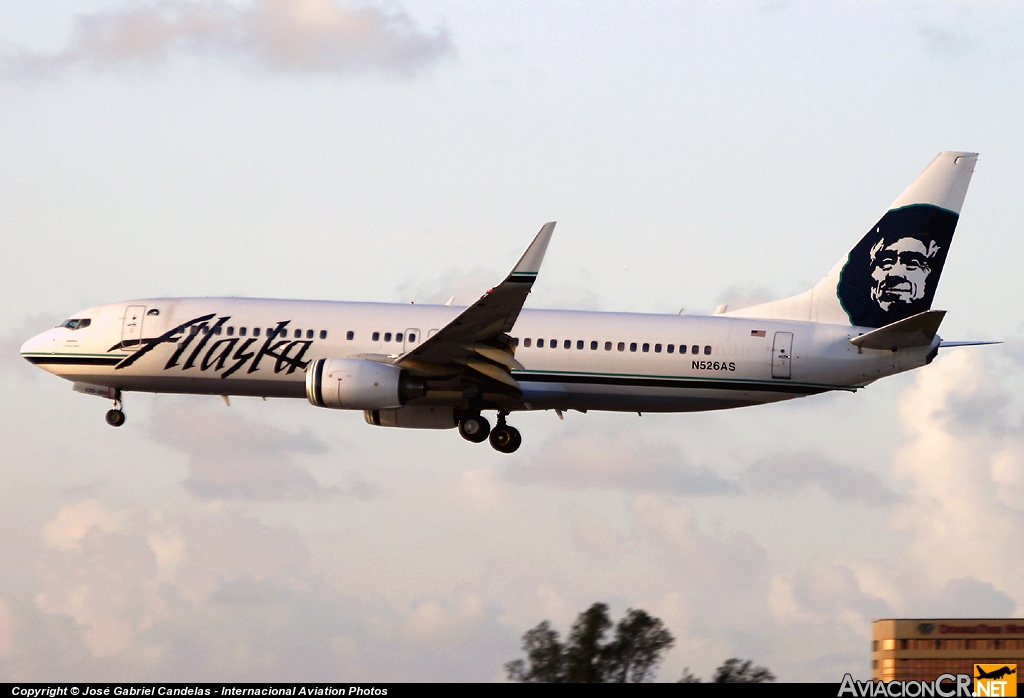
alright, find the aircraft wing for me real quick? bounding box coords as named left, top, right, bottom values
left=396, top=222, right=555, bottom=388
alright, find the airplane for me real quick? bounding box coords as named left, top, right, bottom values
left=21, top=151, right=995, bottom=454
left=976, top=666, right=1016, bottom=681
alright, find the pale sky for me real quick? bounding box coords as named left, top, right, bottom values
left=1, top=0, right=1023, bottom=682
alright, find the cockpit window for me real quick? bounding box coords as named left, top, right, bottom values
left=59, top=318, right=91, bottom=330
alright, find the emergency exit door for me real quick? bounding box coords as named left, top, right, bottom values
left=772, top=332, right=793, bottom=379
left=403, top=328, right=421, bottom=353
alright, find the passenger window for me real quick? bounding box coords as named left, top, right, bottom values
left=573, top=340, right=580, bottom=350
left=408, top=333, right=416, bottom=342
left=630, top=342, right=637, bottom=352
left=346, top=331, right=354, bottom=340
left=667, top=344, right=674, bottom=353
left=239, top=327, right=246, bottom=337
left=550, top=339, right=557, bottom=349
left=617, top=342, right=625, bottom=351
left=512, top=337, right=519, bottom=346
left=320, top=330, right=327, bottom=339
left=654, top=344, right=662, bottom=353
left=537, top=339, right=544, bottom=348
left=306, top=329, right=314, bottom=339
left=642, top=343, right=650, bottom=352
left=524, top=338, right=532, bottom=347
left=252, top=327, right=260, bottom=337
left=214, top=326, right=222, bottom=335
left=605, top=341, right=612, bottom=351
left=290, top=329, right=298, bottom=339
left=384, top=332, right=392, bottom=342
left=227, top=327, right=235, bottom=336
left=147, top=309, right=160, bottom=316
left=372, top=332, right=380, bottom=341
left=396, top=333, right=403, bottom=342
left=704, top=345, right=712, bottom=355
left=590, top=341, right=598, bottom=350
left=691, top=345, right=699, bottom=354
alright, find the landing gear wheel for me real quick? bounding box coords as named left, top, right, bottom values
left=105, top=409, right=126, bottom=427
left=459, top=414, right=490, bottom=443
left=489, top=424, right=522, bottom=453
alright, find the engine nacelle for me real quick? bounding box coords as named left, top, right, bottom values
left=364, top=406, right=457, bottom=430
left=306, top=358, right=423, bottom=410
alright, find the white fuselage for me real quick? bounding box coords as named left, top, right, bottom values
left=21, top=297, right=937, bottom=414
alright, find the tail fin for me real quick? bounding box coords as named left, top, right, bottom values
left=725, top=152, right=977, bottom=328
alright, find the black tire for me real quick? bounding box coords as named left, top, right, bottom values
left=489, top=425, right=521, bottom=453
left=105, top=409, right=126, bottom=427
left=459, top=415, right=490, bottom=443
left=509, top=427, right=522, bottom=452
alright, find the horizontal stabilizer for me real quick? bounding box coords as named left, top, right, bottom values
left=939, top=340, right=1002, bottom=348
left=850, top=310, right=946, bottom=351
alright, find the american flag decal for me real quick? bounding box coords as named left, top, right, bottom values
left=751, top=330, right=766, bottom=337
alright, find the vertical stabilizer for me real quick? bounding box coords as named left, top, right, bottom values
left=725, top=152, right=977, bottom=328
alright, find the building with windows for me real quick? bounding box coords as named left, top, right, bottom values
left=873, top=619, right=1024, bottom=681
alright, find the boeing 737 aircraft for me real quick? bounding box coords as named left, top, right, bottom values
left=21, top=152, right=992, bottom=453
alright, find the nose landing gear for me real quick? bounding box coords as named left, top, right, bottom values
left=105, top=392, right=125, bottom=427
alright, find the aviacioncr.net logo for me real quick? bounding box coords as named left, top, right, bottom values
left=839, top=674, right=972, bottom=697
left=974, top=664, right=1017, bottom=697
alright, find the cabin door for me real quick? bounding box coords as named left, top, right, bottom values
left=121, top=305, right=146, bottom=348
left=772, top=332, right=793, bottom=379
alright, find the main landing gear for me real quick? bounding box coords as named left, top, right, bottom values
left=105, top=392, right=125, bottom=427
left=458, top=411, right=521, bottom=453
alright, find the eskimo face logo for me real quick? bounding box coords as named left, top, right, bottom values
left=836, top=205, right=959, bottom=329
left=868, top=233, right=942, bottom=311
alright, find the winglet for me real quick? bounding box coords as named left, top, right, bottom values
left=509, top=222, right=556, bottom=280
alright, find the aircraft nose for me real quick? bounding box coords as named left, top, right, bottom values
left=20, top=330, right=56, bottom=362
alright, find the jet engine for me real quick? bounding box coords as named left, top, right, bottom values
left=305, top=358, right=425, bottom=410
left=364, top=406, right=457, bottom=429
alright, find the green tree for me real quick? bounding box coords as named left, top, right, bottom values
left=677, top=658, right=776, bottom=683
left=711, top=658, right=777, bottom=683
left=504, top=621, right=565, bottom=682
left=505, top=602, right=675, bottom=683
left=606, top=609, right=676, bottom=682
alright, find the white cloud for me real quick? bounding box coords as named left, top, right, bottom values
left=891, top=350, right=1024, bottom=609
left=1, top=0, right=454, bottom=80
left=716, top=283, right=777, bottom=312
left=744, top=452, right=901, bottom=507
left=508, top=428, right=897, bottom=507
left=150, top=400, right=354, bottom=502
left=0, top=597, right=13, bottom=657
left=506, top=429, right=737, bottom=496
left=41, top=499, right=130, bottom=552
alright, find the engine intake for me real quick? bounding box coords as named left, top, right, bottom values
left=306, top=358, right=424, bottom=410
